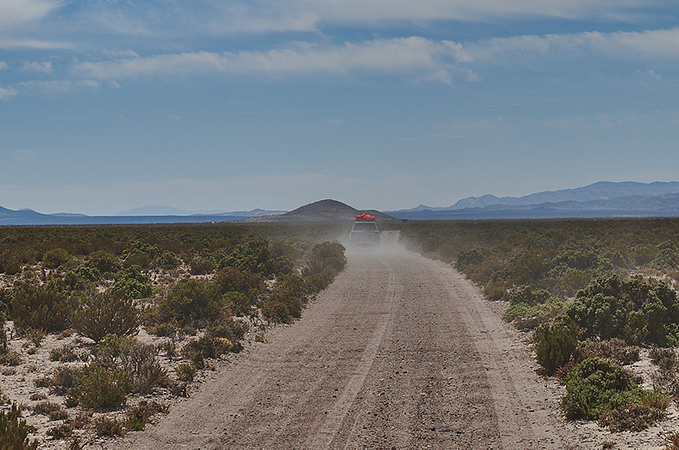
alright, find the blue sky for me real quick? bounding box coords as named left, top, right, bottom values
left=1, top=0, right=679, bottom=215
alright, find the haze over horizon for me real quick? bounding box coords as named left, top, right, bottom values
left=2, top=1, right=679, bottom=215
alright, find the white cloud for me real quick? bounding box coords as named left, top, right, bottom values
left=71, top=37, right=465, bottom=80
left=0, top=62, right=7, bottom=70
left=0, top=38, right=72, bottom=50
left=18, top=80, right=73, bottom=95
left=200, top=0, right=665, bottom=34
left=0, top=87, right=18, bottom=100
left=70, top=27, right=679, bottom=83
left=0, top=0, right=62, bottom=29
left=76, top=80, right=100, bottom=88
left=465, top=27, right=679, bottom=62
left=22, top=60, right=53, bottom=73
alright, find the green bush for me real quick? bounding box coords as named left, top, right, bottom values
left=11, top=282, right=73, bottom=333
left=72, top=290, right=140, bottom=342
left=189, top=257, right=216, bottom=275
left=125, top=400, right=167, bottom=431
left=220, top=239, right=292, bottom=277
left=95, top=335, right=168, bottom=394
left=42, top=248, right=71, bottom=269
left=557, top=275, right=679, bottom=346
left=214, top=267, right=264, bottom=300
left=561, top=357, right=647, bottom=420
left=262, top=274, right=308, bottom=323
left=305, top=242, right=346, bottom=278
left=110, top=265, right=153, bottom=299
left=93, top=416, right=126, bottom=436
left=87, top=251, right=121, bottom=275
left=0, top=252, right=21, bottom=275
left=154, top=279, right=225, bottom=329
left=224, top=291, right=254, bottom=317
left=534, top=323, right=578, bottom=376
left=69, top=364, right=133, bottom=408
left=175, top=364, right=197, bottom=382
left=0, top=403, right=38, bottom=450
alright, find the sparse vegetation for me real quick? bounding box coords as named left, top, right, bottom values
left=0, top=403, right=38, bottom=450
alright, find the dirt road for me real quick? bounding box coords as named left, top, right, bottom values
left=110, top=241, right=571, bottom=449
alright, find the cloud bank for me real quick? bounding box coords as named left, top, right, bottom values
left=71, top=28, right=679, bottom=82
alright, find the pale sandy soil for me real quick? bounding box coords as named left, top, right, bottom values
left=3, top=235, right=678, bottom=449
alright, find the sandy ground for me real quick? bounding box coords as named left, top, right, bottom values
left=5, top=234, right=679, bottom=449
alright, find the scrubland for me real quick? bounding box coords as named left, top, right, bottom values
left=0, top=223, right=347, bottom=449
left=400, top=218, right=679, bottom=446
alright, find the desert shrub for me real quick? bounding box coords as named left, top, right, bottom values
left=206, top=317, right=246, bottom=342
left=557, top=275, right=679, bottom=346
left=69, top=364, right=133, bottom=408
left=483, top=280, right=510, bottom=301
left=224, top=291, right=255, bottom=317
left=665, top=431, right=679, bottom=450
left=0, top=403, right=38, bottom=450
left=305, top=242, right=346, bottom=278
left=121, top=242, right=163, bottom=270
left=168, top=381, right=188, bottom=397
left=181, top=334, right=234, bottom=366
left=503, top=287, right=566, bottom=325
left=262, top=274, right=308, bottom=324
left=49, top=345, right=82, bottom=363
left=220, top=239, right=292, bottom=277
left=157, top=251, right=179, bottom=270
left=45, top=366, right=80, bottom=396
left=96, top=335, right=168, bottom=394
left=125, top=400, right=167, bottom=431
left=214, top=267, right=264, bottom=300
left=175, top=364, right=197, bottom=382
left=650, top=347, right=679, bottom=401
left=110, top=265, right=153, bottom=299
left=43, top=248, right=71, bottom=269
left=456, top=248, right=494, bottom=272
left=561, top=358, right=648, bottom=420
left=189, top=257, right=216, bottom=275
left=651, top=241, right=679, bottom=271
left=153, top=279, right=225, bottom=329
left=0, top=349, right=22, bottom=366
left=582, top=338, right=640, bottom=365
left=71, top=290, right=140, bottom=342
left=0, top=252, right=21, bottom=275
left=597, top=392, right=669, bottom=432
left=11, top=281, right=73, bottom=333
left=32, top=401, right=64, bottom=418
left=0, top=289, right=13, bottom=320
left=47, top=423, right=72, bottom=439
left=305, top=274, right=330, bottom=293
left=87, top=251, right=121, bottom=276
left=93, top=416, right=126, bottom=436
left=534, top=323, right=578, bottom=376
left=131, top=360, right=169, bottom=394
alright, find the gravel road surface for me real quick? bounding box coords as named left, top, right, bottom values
left=109, top=241, right=571, bottom=449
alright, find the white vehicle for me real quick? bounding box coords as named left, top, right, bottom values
left=350, top=213, right=381, bottom=247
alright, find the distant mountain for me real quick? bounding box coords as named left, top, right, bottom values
left=115, top=206, right=283, bottom=217
left=446, top=181, right=679, bottom=210
left=246, top=199, right=398, bottom=223
left=0, top=205, right=282, bottom=226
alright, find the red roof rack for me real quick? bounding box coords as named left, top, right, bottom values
left=355, top=213, right=375, bottom=221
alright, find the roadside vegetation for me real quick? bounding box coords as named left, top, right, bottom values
left=0, top=222, right=347, bottom=447
left=400, top=218, right=679, bottom=434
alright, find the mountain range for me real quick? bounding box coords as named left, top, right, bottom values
left=391, top=181, right=679, bottom=220
left=3, top=181, right=679, bottom=225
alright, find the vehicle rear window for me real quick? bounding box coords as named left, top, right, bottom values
left=353, top=222, right=378, bottom=231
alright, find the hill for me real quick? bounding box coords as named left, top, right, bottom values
left=246, top=199, right=398, bottom=223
